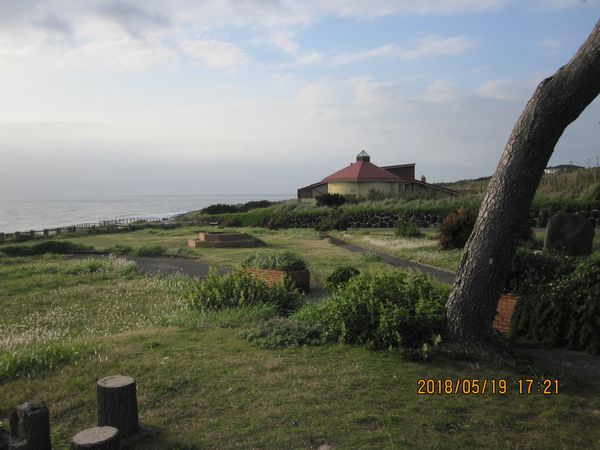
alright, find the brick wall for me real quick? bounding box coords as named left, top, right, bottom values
left=493, top=293, right=519, bottom=335
left=244, top=268, right=310, bottom=293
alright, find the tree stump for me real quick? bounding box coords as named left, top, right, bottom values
left=70, top=427, right=119, bottom=450
left=8, top=402, right=51, bottom=450
left=96, top=376, right=138, bottom=439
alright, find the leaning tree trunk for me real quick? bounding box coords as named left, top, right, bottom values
left=446, top=20, right=600, bottom=342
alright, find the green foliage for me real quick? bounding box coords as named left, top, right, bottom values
left=130, top=245, right=166, bottom=256
left=394, top=219, right=422, bottom=238
left=360, top=252, right=381, bottom=263
left=106, top=244, right=134, bottom=254
left=511, top=255, right=600, bottom=354
left=325, top=266, right=360, bottom=290
left=314, top=210, right=350, bottom=231
left=245, top=317, right=325, bottom=348
left=183, top=270, right=302, bottom=314
left=241, top=251, right=308, bottom=271
left=0, top=342, right=93, bottom=381
left=0, top=240, right=94, bottom=256
left=505, top=249, right=577, bottom=295
left=438, top=207, right=476, bottom=249
left=65, top=257, right=139, bottom=277
left=296, top=271, right=449, bottom=359
left=366, top=189, right=388, bottom=201
left=316, top=193, right=346, bottom=207
left=106, top=244, right=165, bottom=256
left=200, top=200, right=276, bottom=215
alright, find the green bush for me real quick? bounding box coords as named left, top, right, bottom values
left=326, top=266, right=360, bottom=290
left=394, top=219, right=422, bottom=238
left=314, top=211, right=350, bottom=231
left=316, top=193, right=346, bottom=207
left=297, top=271, right=449, bottom=359
left=511, top=255, right=600, bottom=354
left=245, top=317, right=325, bottom=348
left=241, top=251, right=307, bottom=271
left=201, top=203, right=242, bottom=214
left=130, top=245, right=165, bottom=256
left=505, top=249, right=576, bottom=295
left=0, top=240, right=94, bottom=256
left=106, top=244, right=134, bottom=255
left=438, top=207, right=476, bottom=249
left=185, top=270, right=302, bottom=314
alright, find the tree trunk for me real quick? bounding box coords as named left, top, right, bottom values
left=70, top=427, right=119, bottom=450
left=8, top=402, right=51, bottom=450
left=96, top=375, right=139, bottom=439
left=446, top=20, right=600, bottom=342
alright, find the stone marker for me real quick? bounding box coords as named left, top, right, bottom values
left=9, top=402, right=51, bottom=450
left=70, top=426, right=119, bottom=450
left=545, top=213, right=595, bottom=255
left=97, top=375, right=138, bottom=439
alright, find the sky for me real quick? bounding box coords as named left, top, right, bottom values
left=0, top=0, right=599, bottom=198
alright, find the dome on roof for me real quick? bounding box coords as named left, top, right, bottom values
left=356, top=150, right=370, bottom=162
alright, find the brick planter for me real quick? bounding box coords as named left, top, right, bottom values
left=493, top=293, right=519, bottom=336
left=244, top=268, right=310, bottom=293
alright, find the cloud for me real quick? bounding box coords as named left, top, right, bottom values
left=398, top=35, right=473, bottom=59
left=422, top=79, right=460, bottom=103
left=536, top=39, right=561, bottom=57
left=476, top=79, right=523, bottom=101
left=332, top=44, right=396, bottom=65
left=96, top=1, right=170, bottom=39
left=181, top=39, right=250, bottom=69
left=349, top=77, right=400, bottom=104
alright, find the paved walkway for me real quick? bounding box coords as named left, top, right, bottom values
left=73, top=254, right=221, bottom=278
left=325, top=235, right=456, bottom=284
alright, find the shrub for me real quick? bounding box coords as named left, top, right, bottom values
left=297, top=271, right=449, bottom=359
left=326, top=266, right=360, bottom=290
left=505, top=249, right=576, bottom=295
left=243, top=200, right=275, bottom=210
left=366, top=189, right=387, bottom=201
left=201, top=203, right=242, bottom=214
left=222, top=216, right=242, bottom=227
left=361, top=252, right=381, bottom=263
left=394, top=219, right=422, bottom=238
left=245, top=317, right=325, bottom=348
left=511, top=255, right=600, bottom=354
left=241, top=251, right=307, bottom=271
left=106, top=244, right=134, bottom=255
left=438, top=207, right=476, bottom=249
left=314, top=211, right=350, bottom=231
left=185, top=270, right=302, bottom=314
left=130, top=245, right=165, bottom=256
left=316, top=193, right=346, bottom=207
left=0, top=240, right=94, bottom=256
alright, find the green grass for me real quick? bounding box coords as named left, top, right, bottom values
left=2, top=231, right=600, bottom=448
left=331, top=228, right=462, bottom=272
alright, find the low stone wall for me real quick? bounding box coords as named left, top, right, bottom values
left=493, top=293, right=519, bottom=335
left=244, top=268, right=310, bottom=293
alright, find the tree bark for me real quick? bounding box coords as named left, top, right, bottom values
left=70, top=427, right=119, bottom=450
left=8, top=402, right=51, bottom=450
left=96, top=375, right=138, bottom=439
left=446, top=20, right=600, bottom=341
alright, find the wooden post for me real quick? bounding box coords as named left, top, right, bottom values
left=70, top=427, right=119, bottom=450
left=9, top=402, right=51, bottom=450
left=96, top=375, right=138, bottom=439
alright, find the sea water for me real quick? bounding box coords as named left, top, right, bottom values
left=0, top=194, right=293, bottom=233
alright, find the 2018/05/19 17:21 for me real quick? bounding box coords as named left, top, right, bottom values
left=417, top=379, right=559, bottom=395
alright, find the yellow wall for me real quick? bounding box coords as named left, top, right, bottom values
left=329, top=181, right=398, bottom=196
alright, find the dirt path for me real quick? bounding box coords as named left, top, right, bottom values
left=325, top=235, right=455, bottom=284
left=73, top=254, right=223, bottom=278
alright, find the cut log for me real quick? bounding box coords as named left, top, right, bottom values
left=96, top=376, right=138, bottom=439
left=8, top=402, right=51, bottom=450
left=70, top=427, right=119, bottom=450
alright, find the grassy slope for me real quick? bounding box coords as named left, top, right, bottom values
left=3, top=231, right=600, bottom=448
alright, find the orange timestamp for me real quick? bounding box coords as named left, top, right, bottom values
left=417, top=378, right=559, bottom=395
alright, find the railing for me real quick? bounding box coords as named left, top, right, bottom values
left=0, top=216, right=173, bottom=245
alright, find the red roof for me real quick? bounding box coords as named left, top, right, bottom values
left=323, top=160, right=401, bottom=182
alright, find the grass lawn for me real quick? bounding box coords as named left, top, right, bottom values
left=2, top=230, right=600, bottom=448
left=62, top=226, right=395, bottom=287
left=329, top=229, right=462, bottom=272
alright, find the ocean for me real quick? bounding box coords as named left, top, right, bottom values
left=0, top=195, right=293, bottom=233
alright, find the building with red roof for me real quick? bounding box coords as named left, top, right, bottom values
left=297, top=151, right=455, bottom=201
